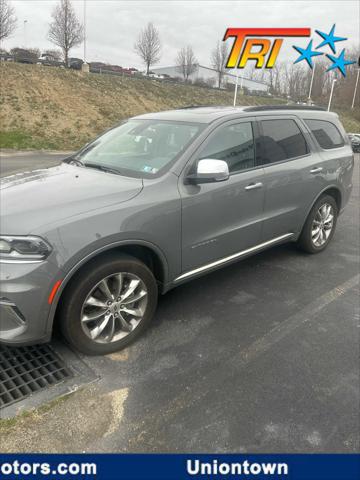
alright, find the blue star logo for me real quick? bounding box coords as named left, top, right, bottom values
left=326, top=49, right=356, bottom=76
left=315, top=24, right=347, bottom=53
left=293, top=40, right=323, bottom=68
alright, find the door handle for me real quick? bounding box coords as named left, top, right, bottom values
left=310, top=167, right=323, bottom=174
left=245, top=182, right=263, bottom=191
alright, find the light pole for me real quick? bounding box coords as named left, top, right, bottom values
left=23, top=20, right=28, bottom=46
left=327, top=78, right=337, bottom=111
left=308, top=63, right=316, bottom=104
left=233, top=72, right=238, bottom=106
left=82, top=0, right=89, bottom=72
left=83, top=0, right=87, bottom=63
left=351, top=69, right=359, bottom=109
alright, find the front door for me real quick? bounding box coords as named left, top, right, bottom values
left=179, top=118, right=265, bottom=273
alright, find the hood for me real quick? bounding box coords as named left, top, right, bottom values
left=0, top=163, right=143, bottom=234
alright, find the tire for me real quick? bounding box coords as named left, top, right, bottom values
left=59, top=254, right=158, bottom=355
left=297, top=194, right=338, bottom=254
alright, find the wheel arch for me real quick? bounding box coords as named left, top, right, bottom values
left=46, top=240, right=168, bottom=335
left=300, top=185, right=342, bottom=235
left=322, top=186, right=342, bottom=211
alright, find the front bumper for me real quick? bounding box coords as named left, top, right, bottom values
left=0, top=259, right=61, bottom=345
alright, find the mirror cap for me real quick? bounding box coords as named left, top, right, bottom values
left=197, top=159, right=229, bottom=182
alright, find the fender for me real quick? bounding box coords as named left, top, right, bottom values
left=45, top=239, right=169, bottom=335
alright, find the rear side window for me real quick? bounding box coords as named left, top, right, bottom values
left=260, top=119, right=308, bottom=164
left=304, top=119, right=344, bottom=149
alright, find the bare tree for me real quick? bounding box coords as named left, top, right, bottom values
left=10, top=47, right=40, bottom=63
left=175, top=45, right=198, bottom=81
left=271, top=62, right=284, bottom=95
left=134, top=22, right=161, bottom=75
left=0, top=0, right=17, bottom=42
left=48, top=0, right=83, bottom=67
left=211, top=41, right=229, bottom=88
left=281, top=63, right=303, bottom=100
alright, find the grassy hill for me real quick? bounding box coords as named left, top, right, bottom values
left=1, top=63, right=359, bottom=150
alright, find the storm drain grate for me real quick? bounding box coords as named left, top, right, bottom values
left=0, top=344, right=73, bottom=409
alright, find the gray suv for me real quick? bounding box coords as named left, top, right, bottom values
left=0, top=106, right=354, bottom=355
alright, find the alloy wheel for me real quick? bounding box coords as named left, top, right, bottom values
left=80, top=272, right=148, bottom=343
left=311, top=203, right=334, bottom=247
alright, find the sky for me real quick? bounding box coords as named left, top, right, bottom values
left=3, top=0, right=360, bottom=70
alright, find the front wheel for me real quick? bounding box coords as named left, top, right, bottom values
left=59, top=254, right=158, bottom=355
left=297, top=195, right=338, bottom=254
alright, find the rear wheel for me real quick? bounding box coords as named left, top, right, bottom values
left=59, top=254, right=158, bottom=355
left=297, top=195, right=338, bottom=254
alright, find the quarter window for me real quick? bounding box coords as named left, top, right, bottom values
left=304, top=119, right=344, bottom=149
left=199, top=122, right=255, bottom=173
left=260, top=119, right=308, bottom=164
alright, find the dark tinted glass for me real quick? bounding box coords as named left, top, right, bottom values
left=304, top=119, right=344, bottom=149
left=200, top=122, right=255, bottom=173
left=260, top=119, right=308, bottom=164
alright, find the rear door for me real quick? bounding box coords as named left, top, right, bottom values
left=179, top=118, right=266, bottom=273
left=257, top=115, right=326, bottom=241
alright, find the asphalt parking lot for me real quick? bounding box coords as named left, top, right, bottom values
left=0, top=150, right=70, bottom=176
left=0, top=151, right=359, bottom=453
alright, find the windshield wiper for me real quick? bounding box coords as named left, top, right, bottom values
left=63, top=156, right=85, bottom=167
left=84, top=163, right=122, bottom=175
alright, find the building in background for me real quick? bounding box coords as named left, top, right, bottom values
left=151, top=64, right=269, bottom=93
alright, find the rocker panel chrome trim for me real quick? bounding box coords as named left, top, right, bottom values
left=174, top=233, right=294, bottom=282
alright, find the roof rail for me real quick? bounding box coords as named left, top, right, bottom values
left=244, top=105, right=326, bottom=112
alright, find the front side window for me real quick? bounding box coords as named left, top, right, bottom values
left=75, top=120, right=204, bottom=177
left=304, top=119, right=344, bottom=149
left=199, top=122, right=255, bottom=173
left=260, top=119, right=308, bottom=164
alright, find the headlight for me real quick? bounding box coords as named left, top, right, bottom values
left=0, top=236, right=52, bottom=261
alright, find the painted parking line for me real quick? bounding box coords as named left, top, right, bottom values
left=145, top=274, right=360, bottom=426
left=231, top=274, right=360, bottom=368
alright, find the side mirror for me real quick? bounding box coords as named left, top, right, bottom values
left=188, top=159, right=229, bottom=184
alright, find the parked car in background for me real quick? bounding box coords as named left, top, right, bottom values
left=0, top=51, right=14, bottom=62
left=69, top=57, right=84, bottom=70
left=0, top=106, right=354, bottom=355
left=348, top=133, right=360, bottom=152
left=39, top=53, right=64, bottom=68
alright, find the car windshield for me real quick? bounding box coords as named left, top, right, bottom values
left=74, top=119, right=204, bottom=177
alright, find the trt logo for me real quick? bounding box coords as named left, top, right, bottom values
left=224, top=28, right=311, bottom=69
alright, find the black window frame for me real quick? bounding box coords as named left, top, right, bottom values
left=304, top=118, right=345, bottom=150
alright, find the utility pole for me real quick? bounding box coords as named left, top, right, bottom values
left=327, top=78, right=337, bottom=111
left=351, top=69, right=359, bottom=109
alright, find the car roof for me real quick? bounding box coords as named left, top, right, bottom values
left=132, top=105, right=335, bottom=124
left=133, top=106, right=247, bottom=123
